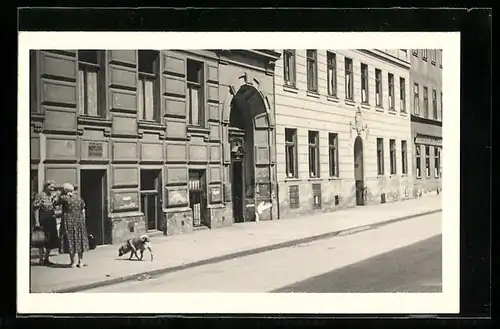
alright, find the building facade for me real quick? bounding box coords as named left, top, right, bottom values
left=30, top=49, right=281, bottom=245
left=409, top=49, right=443, bottom=196
left=274, top=49, right=414, bottom=218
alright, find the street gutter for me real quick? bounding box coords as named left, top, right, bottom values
left=53, top=209, right=442, bottom=293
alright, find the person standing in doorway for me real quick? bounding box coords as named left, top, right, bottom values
left=57, top=183, right=89, bottom=268
left=32, top=180, right=60, bottom=266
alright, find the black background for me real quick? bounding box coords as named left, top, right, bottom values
left=8, top=7, right=492, bottom=328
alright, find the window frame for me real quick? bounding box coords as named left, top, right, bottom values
left=431, top=49, right=437, bottom=65
left=423, top=86, right=429, bottom=118
left=432, top=89, right=438, bottom=120
left=285, top=128, right=298, bottom=179
left=283, top=49, right=296, bottom=87
left=308, top=130, right=320, bottom=178
left=344, top=57, right=354, bottom=101
left=306, top=49, right=318, bottom=93
left=137, top=50, right=161, bottom=123
left=328, top=133, right=339, bottom=177
left=400, top=77, right=406, bottom=113
left=361, top=63, right=369, bottom=104
left=187, top=58, right=205, bottom=127
left=413, top=83, right=420, bottom=115
left=377, top=138, right=385, bottom=176
left=401, top=140, right=408, bottom=175
left=388, top=73, right=395, bottom=110
left=389, top=139, right=397, bottom=175
left=326, top=51, right=337, bottom=97
left=77, top=50, right=104, bottom=118
left=434, top=147, right=441, bottom=178
left=425, top=145, right=431, bottom=177
left=375, top=68, right=383, bottom=107
left=422, top=49, right=428, bottom=61
left=415, top=144, right=422, bottom=178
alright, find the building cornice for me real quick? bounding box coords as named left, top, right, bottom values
left=410, top=114, right=443, bottom=127
left=358, top=49, right=411, bottom=70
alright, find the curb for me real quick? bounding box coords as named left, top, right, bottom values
left=52, top=208, right=442, bottom=293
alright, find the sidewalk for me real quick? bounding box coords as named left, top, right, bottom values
left=29, top=195, right=442, bottom=293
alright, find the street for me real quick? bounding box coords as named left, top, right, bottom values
left=84, top=212, right=442, bottom=293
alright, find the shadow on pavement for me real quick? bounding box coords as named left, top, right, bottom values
left=272, top=234, right=442, bottom=293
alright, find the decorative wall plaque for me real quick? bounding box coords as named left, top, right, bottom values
left=88, top=142, right=103, bottom=157
left=209, top=185, right=222, bottom=204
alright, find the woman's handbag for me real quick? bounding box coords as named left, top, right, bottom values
left=31, top=226, right=46, bottom=249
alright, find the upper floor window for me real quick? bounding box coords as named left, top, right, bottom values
left=283, top=49, right=296, bottom=87
left=425, top=145, right=431, bottom=177
left=361, top=63, right=369, bottom=104
left=78, top=50, right=104, bottom=117
left=440, top=91, right=443, bottom=119
left=431, top=50, right=437, bottom=65
left=400, top=77, right=406, bottom=113
left=434, top=147, right=441, bottom=178
left=413, top=83, right=420, bottom=115
left=375, top=69, right=383, bottom=107
left=187, top=59, right=204, bottom=127
left=423, top=86, right=429, bottom=118
left=329, top=133, right=339, bottom=177
left=308, top=130, right=320, bottom=178
left=389, top=139, right=397, bottom=175
left=30, top=50, right=37, bottom=113
left=327, top=52, right=337, bottom=97
left=138, top=50, right=160, bottom=122
left=412, top=49, right=419, bottom=56
left=285, top=128, right=298, bottom=178
left=401, top=140, right=408, bottom=175
left=388, top=73, right=395, bottom=110
left=432, top=89, right=438, bottom=120
left=422, top=49, right=428, bottom=61
left=306, top=50, right=318, bottom=92
left=345, top=57, right=353, bottom=101
left=416, top=144, right=422, bottom=178
left=439, top=50, right=443, bottom=68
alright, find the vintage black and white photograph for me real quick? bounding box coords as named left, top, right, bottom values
left=17, top=32, right=460, bottom=314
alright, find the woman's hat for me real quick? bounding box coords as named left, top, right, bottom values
left=43, top=180, right=56, bottom=188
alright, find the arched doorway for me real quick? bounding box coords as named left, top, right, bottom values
left=227, top=83, right=271, bottom=223
left=353, top=136, right=365, bottom=206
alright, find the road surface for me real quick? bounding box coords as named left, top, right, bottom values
left=85, top=212, right=442, bottom=293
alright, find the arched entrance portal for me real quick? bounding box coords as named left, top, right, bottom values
left=353, top=136, right=365, bottom=206
left=227, top=84, right=272, bottom=223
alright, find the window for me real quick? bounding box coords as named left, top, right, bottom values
left=425, top=146, right=431, bottom=177
left=388, top=73, right=395, bottom=110
left=312, top=183, right=322, bottom=209
left=413, top=83, right=420, bottom=115
left=389, top=139, right=397, bottom=175
left=289, top=185, right=300, bottom=209
left=431, top=50, right=437, bottom=64
left=138, top=50, right=160, bottom=122
left=439, top=50, right=443, bottom=67
left=187, top=59, right=204, bottom=126
left=285, top=128, right=298, bottom=178
left=401, top=140, right=408, bottom=175
left=283, top=49, right=296, bottom=87
left=306, top=50, right=318, bottom=92
left=434, top=147, right=441, bottom=178
left=328, top=133, right=339, bottom=177
left=308, top=131, right=319, bottom=178
left=422, top=49, right=428, bottom=61
left=30, top=50, right=37, bottom=113
left=78, top=50, right=103, bottom=117
left=415, top=144, right=422, bottom=178
left=375, top=69, right=383, bottom=107
left=345, top=57, right=353, bottom=101
left=412, top=49, right=418, bottom=56
left=432, top=89, right=438, bottom=120
left=361, top=63, right=369, bottom=103
left=423, top=86, right=429, bottom=118
left=440, top=91, right=443, bottom=119
left=400, top=77, right=406, bottom=113
left=327, top=52, right=337, bottom=97
left=377, top=138, right=384, bottom=175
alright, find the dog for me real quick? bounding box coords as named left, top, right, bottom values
left=118, top=234, right=154, bottom=261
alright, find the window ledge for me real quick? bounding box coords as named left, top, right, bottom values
left=138, top=120, right=165, bottom=130
left=283, top=85, right=298, bottom=94
left=327, top=95, right=339, bottom=103
left=284, top=177, right=300, bottom=182
left=388, top=109, right=397, bottom=115
left=308, top=177, right=322, bottom=182
left=78, top=115, right=113, bottom=127
left=328, top=177, right=341, bottom=181
left=377, top=175, right=385, bottom=178
left=375, top=106, right=384, bottom=112
left=187, top=126, right=210, bottom=134
left=306, top=91, right=320, bottom=99
left=401, top=174, right=408, bottom=177
left=400, top=111, right=408, bottom=116
left=345, top=100, right=356, bottom=107
left=360, top=103, right=370, bottom=110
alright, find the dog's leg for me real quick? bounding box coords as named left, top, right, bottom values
left=139, top=249, right=144, bottom=261
left=147, top=245, right=154, bottom=261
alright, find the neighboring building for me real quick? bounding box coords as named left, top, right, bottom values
left=30, top=49, right=281, bottom=245
left=409, top=49, right=443, bottom=196
left=275, top=49, right=413, bottom=219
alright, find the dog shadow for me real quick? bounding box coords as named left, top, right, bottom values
left=115, top=258, right=144, bottom=261
left=30, top=261, right=75, bottom=268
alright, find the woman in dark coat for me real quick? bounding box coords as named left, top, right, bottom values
left=58, top=182, right=89, bottom=268
left=32, top=180, right=60, bottom=266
